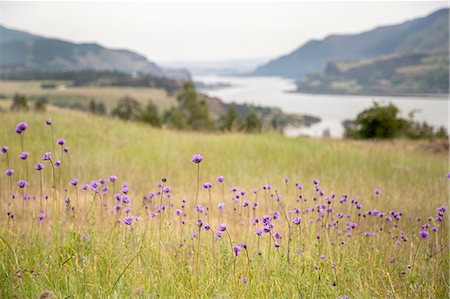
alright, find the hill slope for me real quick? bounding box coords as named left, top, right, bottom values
left=296, top=50, right=449, bottom=95
left=0, top=25, right=190, bottom=80
left=252, top=9, right=449, bottom=78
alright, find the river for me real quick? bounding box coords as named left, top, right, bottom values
left=194, top=75, right=449, bottom=138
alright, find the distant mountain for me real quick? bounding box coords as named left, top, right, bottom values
left=296, top=50, right=449, bottom=95
left=0, top=25, right=190, bottom=80
left=252, top=9, right=449, bottom=78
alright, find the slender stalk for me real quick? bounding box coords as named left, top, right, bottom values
left=195, top=164, right=200, bottom=206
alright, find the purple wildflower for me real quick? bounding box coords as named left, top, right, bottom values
left=70, top=178, right=79, bottom=186
left=232, top=245, right=241, bottom=256
left=293, top=217, right=301, bottom=225
left=374, top=188, right=382, bottom=195
left=34, top=163, right=44, bottom=171
left=15, top=122, right=28, bottom=134
left=273, top=211, right=280, bottom=220
left=122, top=196, right=130, bottom=204
left=241, top=277, right=247, bottom=284
left=42, top=152, right=52, bottom=161
left=216, top=176, right=224, bottom=183
left=19, top=152, right=29, bottom=160
left=419, top=229, right=429, bottom=239
left=1, top=146, right=8, bottom=154
left=202, top=182, right=212, bottom=189
left=57, top=139, right=65, bottom=145
left=191, top=154, right=203, bottom=164
left=195, top=204, right=204, bottom=213
left=123, top=216, right=135, bottom=225
left=38, top=212, right=45, bottom=222
left=218, top=223, right=227, bottom=232
left=16, top=180, right=27, bottom=189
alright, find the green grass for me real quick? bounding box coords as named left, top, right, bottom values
left=0, top=109, right=448, bottom=298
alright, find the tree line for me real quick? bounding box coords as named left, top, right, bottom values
left=111, top=82, right=263, bottom=132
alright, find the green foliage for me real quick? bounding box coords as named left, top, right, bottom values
left=33, top=97, right=47, bottom=112
left=345, top=102, right=448, bottom=139
left=163, top=107, right=188, bottom=129
left=220, top=107, right=243, bottom=132
left=10, top=93, right=29, bottom=111
left=435, top=126, right=449, bottom=139
left=346, top=102, right=405, bottom=139
left=111, top=96, right=142, bottom=121
left=139, top=101, right=161, bottom=128
left=245, top=111, right=263, bottom=133
left=171, top=82, right=213, bottom=130
left=88, top=99, right=107, bottom=115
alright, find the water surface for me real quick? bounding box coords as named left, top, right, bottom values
left=195, top=75, right=449, bottom=138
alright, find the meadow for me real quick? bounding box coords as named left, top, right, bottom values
left=0, top=109, right=448, bottom=298
left=0, top=80, right=177, bottom=111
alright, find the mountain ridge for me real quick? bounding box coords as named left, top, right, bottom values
left=252, top=8, right=449, bottom=79
left=0, top=25, right=190, bottom=80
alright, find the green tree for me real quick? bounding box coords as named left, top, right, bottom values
left=88, top=99, right=97, bottom=114
left=140, top=101, right=161, bottom=128
left=34, top=97, right=47, bottom=112
left=176, top=82, right=213, bottom=130
left=111, top=96, right=142, bottom=121
left=245, top=111, right=262, bottom=133
left=88, top=99, right=107, bottom=115
left=435, top=126, right=449, bottom=139
left=96, top=102, right=106, bottom=115
left=10, top=93, right=29, bottom=111
left=347, top=102, right=405, bottom=139
left=164, top=107, right=188, bottom=129
left=220, top=107, right=239, bottom=131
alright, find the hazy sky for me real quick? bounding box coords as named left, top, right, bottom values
left=1, top=1, right=447, bottom=62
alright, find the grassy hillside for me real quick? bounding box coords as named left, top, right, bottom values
left=296, top=51, right=449, bottom=95
left=0, top=109, right=447, bottom=297
left=0, top=109, right=446, bottom=211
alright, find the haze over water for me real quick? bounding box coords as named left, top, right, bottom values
left=195, top=75, right=449, bottom=138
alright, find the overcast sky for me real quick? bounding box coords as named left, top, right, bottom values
left=0, top=1, right=447, bottom=62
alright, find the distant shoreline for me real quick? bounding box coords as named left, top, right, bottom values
left=286, top=89, right=449, bottom=100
